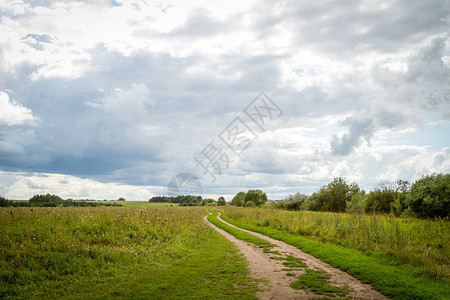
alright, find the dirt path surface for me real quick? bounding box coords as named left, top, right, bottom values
left=207, top=213, right=388, bottom=300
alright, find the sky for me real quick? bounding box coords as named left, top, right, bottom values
left=0, top=0, right=449, bottom=201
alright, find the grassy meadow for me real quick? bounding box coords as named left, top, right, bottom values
left=0, top=206, right=257, bottom=298
left=219, top=207, right=450, bottom=299
left=118, top=201, right=178, bottom=207
left=2, top=204, right=448, bottom=299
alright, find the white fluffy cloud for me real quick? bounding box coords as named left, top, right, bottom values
left=0, top=91, right=37, bottom=126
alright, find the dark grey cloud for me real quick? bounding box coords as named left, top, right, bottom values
left=331, top=117, right=374, bottom=156
left=252, top=0, right=450, bottom=55
left=0, top=42, right=286, bottom=186
left=370, top=36, right=450, bottom=129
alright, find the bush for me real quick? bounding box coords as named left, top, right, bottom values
left=346, top=193, right=366, bottom=214
left=304, top=177, right=360, bottom=212
left=364, top=190, right=396, bottom=213
left=201, top=198, right=216, bottom=206
left=406, top=173, right=450, bottom=218
left=243, top=201, right=256, bottom=207
left=364, top=180, right=409, bottom=214
left=274, top=193, right=308, bottom=210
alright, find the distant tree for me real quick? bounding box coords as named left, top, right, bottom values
left=243, top=190, right=267, bottom=207
left=305, top=177, right=360, bottom=212
left=0, top=196, right=9, bottom=207
left=29, top=194, right=63, bottom=204
left=406, top=173, right=450, bottom=218
left=231, top=192, right=246, bottom=206
left=149, top=195, right=203, bottom=204
left=149, top=196, right=171, bottom=202
left=179, top=195, right=203, bottom=206
left=217, top=196, right=226, bottom=206
left=117, top=197, right=125, bottom=201
left=201, top=198, right=216, bottom=206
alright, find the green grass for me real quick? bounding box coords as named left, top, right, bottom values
left=0, top=206, right=257, bottom=298
left=118, top=201, right=179, bottom=207
left=282, top=255, right=307, bottom=269
left=290, top=269, right=348, bottom=297
left=219, top=208, right=450, bottom=300
left=220, top=207, right=449, bottom=282
left=207, top=211, right=275, bottom=253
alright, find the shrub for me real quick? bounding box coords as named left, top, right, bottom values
left=243, top=201, right=256, bottom=207
left=304, top=177, right=360, bottom=212
left=346, top=193, right=366, bottom=214
left=406, top=173, right=450, bottom=218
left=275, top=193, right=308, bottom=210
left=364, top=180, right=409, bottom=214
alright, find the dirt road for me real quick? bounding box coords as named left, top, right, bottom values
left=207, top=213, right=387, bottom=300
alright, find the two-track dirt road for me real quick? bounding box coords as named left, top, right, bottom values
left=207, top=213, right=387, bottom=300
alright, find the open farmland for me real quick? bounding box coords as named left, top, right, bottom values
left=0, top=206, right=258, bottom=298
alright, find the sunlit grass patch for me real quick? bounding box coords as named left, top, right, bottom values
left=291, top=268, right=348, bottom=297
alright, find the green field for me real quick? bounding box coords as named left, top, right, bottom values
left=0, top=206, right=257, bottom=298
left=1, top=205, right=449, bottom=299
left=119, top=201, right=178, bottom=207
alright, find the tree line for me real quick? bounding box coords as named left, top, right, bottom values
left=0, top=194, right=123, bottom=207
left=149, top=195, right=227, bottom=206
left=268, top=173, right=449, bottom=219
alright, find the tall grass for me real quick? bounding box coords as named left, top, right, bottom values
left=0, top=206, right=238, bottom=298
left=221, top=207, right=450, bottom=282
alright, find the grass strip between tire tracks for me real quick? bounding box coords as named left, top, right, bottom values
left=207, top=211, right=275, bottom=253
left=219, top=212, right=450, bottom=300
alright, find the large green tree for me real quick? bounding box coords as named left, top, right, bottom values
left=309, top=177, right=360, bottom=212
left=231, top=191, right=246, bottom=206
left=243, top=190, right=267, bottom=207
left=406, top=173, right=450, bottom=218
left=217, top=197, right=226, bottom=206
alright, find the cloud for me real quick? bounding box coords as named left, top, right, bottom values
left=331, top=117, right=374, bottom=156
left=21, top=33, right=53, bottom=50
left=0, top=91, right=37, bottom=126
left=0, top=0, right=449, bottom=200
left=256, top=0, right=450, bottom=56
left=0, top=170, right=160, bottom=200
left=168, top=8, right=231, bottom=37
